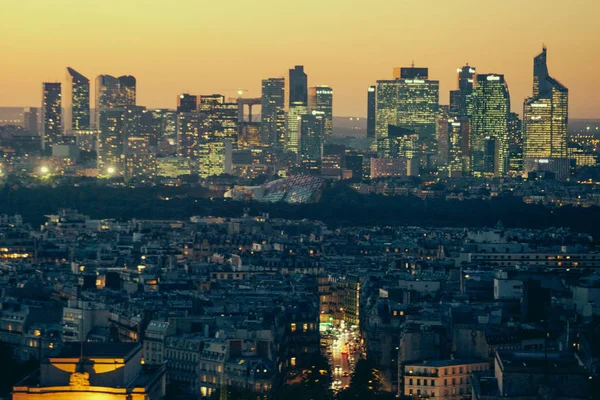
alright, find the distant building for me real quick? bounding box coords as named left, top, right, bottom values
left=64, top=67, right=90, bottom=133
left=468, top=74, right=510, bottom=177
left=286, top=104, right=308, bottom=157
left=289, top=65, right=308, bottom=107
left=300, top=111, right=325, bottom=166
left=523, top=47, right=569, bottom=179
left=260, top=77, right=286, bottom=146
left=403, top=358, right=489, bottom=399
left=95, top=75, right=136, bottom=128
left=376, top=67, right=439, bottom=153
left=12, top=342, right=165, bottom=400
left=177, top=94, right=198, bottom=113
left=367, top=86, right=376, bottom=139
left=308, top=86, right=333, bottom=137
left=41, top=82, right=62, bottom=150
left=449, top=65, right=476, bottom=117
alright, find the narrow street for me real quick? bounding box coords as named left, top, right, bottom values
left=325, top=327, right=362, bottom=392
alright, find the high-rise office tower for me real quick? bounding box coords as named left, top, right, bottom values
left=125, top=135, right=156, bottom=182
left=119, top=75, right=137, bottom=106
left=198, top=140, right=232, bottom=178
left=375, top=66, right=439, bottom=153
left=522, top=47, right=569, bottom=178
left=177, top=111, right=204, bottom=159
left=300, top=110, right=325, bottom=166
left=64, top=67, right=90, bottom=133
left=308, top=86, right=333, bottom=137
left=199, top=95, right=238, bottom=145
left=367, top=86, right=376, bottom=139
left=98, top=106, right=146, bottom=174
left=41, top=82, right=62, bottom=150
left=507, top=112, right=523, bottom=173
left=286, top=104, right=308, bottom=157
left=468, top=74, right=511, bottom=177
left=437, top=117, right=469, bottom=177
left=449, top=65, right=476, bottom=116
left=95, top=75, right=136, bottom=128
left=260, top=78, right=285, bottom=146
left=24, top=107, right=39, bottom=135
left=177, top=94, right=198, bottom=113
left=289, top=66, right=308, bottom=107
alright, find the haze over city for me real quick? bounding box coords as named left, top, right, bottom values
left=1, top=0, right=599, bottom=117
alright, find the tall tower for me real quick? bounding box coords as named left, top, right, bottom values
left=300, top=110, right=325, bottom=166
left=468, top=74, right=511, bottom=177
left=375, top=66, right=439, bottom=154
left=289, top=65, right=308, bottom=107
left=523, top=47, right=569, bottom=178
left=95, top=75, right=136, bottom=128
left=367, top=86, right=376, bottom=139
left=64, top=67, right=90, bottom=133
left=177, top=94, right=198, bottom=113
left=308, top=86, right=333, bottom=137
left=260, top=77, right=285, bottom=146
left=450, top=65, right=476, bottom=117
left=41, top=82, right=62, bottom=150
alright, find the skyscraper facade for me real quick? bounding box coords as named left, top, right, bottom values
left=289, top=66, right=308, bottom=106
left=285, top=104, right=308, bottom=157
left=522, top=47, right=569, bottom=176
left=41, top=82, right=62, bottom=150
left=64, top=67, right=90, bottom=133
left=468, top=74, right=511, bottom=177
left=95, top=75, right=137, bottom=128
left=375, top=67, right=439, bottom=155
left=300, top=111, right=325, bottom=165
left=177, top=94, right=198, bottom=113
left=507, top=112, right=523, bottom=173
left=367, top=86, right=376, bottom=139
left=98, top=106, right=146, bottom=174
left=449, top=65, right=476, bottom=117
left=260, top=78, right=285, bottom=146
left=308, top=86, right=333, bottom=137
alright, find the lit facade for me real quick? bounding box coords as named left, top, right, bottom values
left=375, top=67, right=439, bottom=152
left=367, top=86, right=376, bottom=139
left=12, top=342, right=165, bottom=400
left=95, top=75, right=136, bottom=128
left=300, top=111, right=325, bottom=165
left=98, top=106, right=146, bottom=174
left=449, top=65, right=476, bottom=117
left=41, top=82, right=62, bottom=150
left=403, top=359, right=489, bottom=399
left=468, top=74, right=510, bottom=177
left=308, top=86, right=333, bottom=137
left=289, top=65, right=308, bottom=107
left=285, top=104, right=308, bottom=157
left=198, top=140, right=232, bottom=178
left=64, top=67, right=90, bottom=133
left=125, top=135, right=156, bottom=182
left=523, top=47, right=569, bottom=176
left=177, top=112, right=204, bottom=159
left=260, top=77, right=285, bottom=146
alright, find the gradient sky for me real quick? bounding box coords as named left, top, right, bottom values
left=1, top=0, right=599, bottom=118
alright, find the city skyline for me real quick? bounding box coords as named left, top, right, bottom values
left=1, top=1, right=598, bottom=118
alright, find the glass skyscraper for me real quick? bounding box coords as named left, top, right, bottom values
left=286, top=104, right=308, bottom=157
left=260, top=78, right=285, bottom=146
left=95, top=75, right=137, bottom=128
left=522, top=47, right=569, bottom=176
left=300, top=111, right=325, bottom=165
left=468, top=74, right=511, bottom=177
left=64, top=67, right=90, bottom=133
left=375, top=67, right=439, bottom=155
left=41, top=82, right=62, bottom=150
left=308, top=86, right=333, bottom=137
left=367, top=86, right=376, bottom=139
left=289, top=66, right=308, bottom=107
left=449, top=65, right=476, bottom=117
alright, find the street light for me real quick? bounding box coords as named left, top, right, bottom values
left=40, top=166, right=50, bottom=174
left=107, top=167, right=116, bottom=175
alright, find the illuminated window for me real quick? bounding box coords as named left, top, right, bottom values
left=291, top=357, right=296, bottom=367
left=290, top=323, right=296, bottom=333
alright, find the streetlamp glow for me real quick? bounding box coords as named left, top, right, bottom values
left=107, top=167, right=116, bottom=175
left=40, top=166, right=50, bottom=174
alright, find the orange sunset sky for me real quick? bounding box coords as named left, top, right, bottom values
left=1, top=0, right=599, bottom=118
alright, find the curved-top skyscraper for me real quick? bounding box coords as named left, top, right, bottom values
left=522, top=47, right=569, bottom=178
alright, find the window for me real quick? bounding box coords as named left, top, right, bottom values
left=459, top=367, right=463, bottom=374
left=431, top=380, right=435, bottom=386
left=409, top=379, right=413, bottom=385
left=290, top=357, right=296, bottom=367
left=424, top=380, right=428, bottom=386
left=431, top=391, right=435, bottom=397
left=417, top=379, right=420, bottom=386
left=444, top=379, right=447, bottom=386
left=460, top=377, right=463, bottom=384
left=290, top=323, right=296, bottom=333
left=417, top=390, right=421, bottom=396
left=444, top=368, right=448, bottom=375
left=452, top=367, right=456, bottom=374
left=303, top=323, right=308, bottom=332
left=452, top=378, right=456, bottom=385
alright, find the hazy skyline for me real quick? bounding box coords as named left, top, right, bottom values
left=1, top=0, right=599, bottom=118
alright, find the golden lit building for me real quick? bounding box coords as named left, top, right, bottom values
left=12, top=342, right=165, bottom=400
left=403, top=358, right=489, bottom=399
left=523, top=47, right=569, bottom=178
